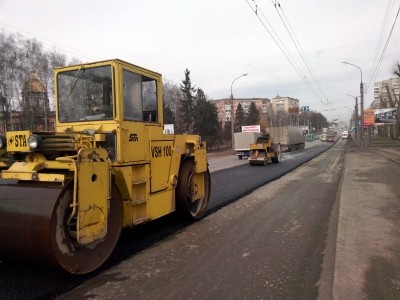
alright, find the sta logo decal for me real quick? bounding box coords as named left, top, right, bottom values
left=9, top=135, right=27, bottom=147
left=129, top=133, right=138, bottom=142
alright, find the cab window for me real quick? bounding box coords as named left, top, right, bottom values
left=123, top=70, right=157, bottom=122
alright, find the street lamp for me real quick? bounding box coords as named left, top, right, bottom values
left=345, top=93, right=359, bottom=144
left=230, top=73, right=247, bottom=150
left=342, top=62, right=364, bottom=148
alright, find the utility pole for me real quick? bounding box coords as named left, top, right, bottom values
left=342, top=62, right=364, bottom=148
left=360, top=81, right=364, bottom=148
left=355, top=96, right=359, bottom=144
left=345, top=94, right=359, bottom=145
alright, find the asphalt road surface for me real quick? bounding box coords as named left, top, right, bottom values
left=0, top=139, right=343, bottom=299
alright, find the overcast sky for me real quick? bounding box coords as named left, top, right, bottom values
left=1, top=0, right=400, bottom=123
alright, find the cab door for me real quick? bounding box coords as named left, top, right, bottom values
left=119, top=67, right=159, bottom=163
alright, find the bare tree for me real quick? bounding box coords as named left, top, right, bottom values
left=393, top=61, right=400, bottom=138
left=394, top=61, right=400, bottom=77
left=162, top=80, right=182, bottom=128
left=0, top=29, right=70, bottom=132
left=0, top=30, right=20, bottom=131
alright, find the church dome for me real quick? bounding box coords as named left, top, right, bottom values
left=23, top=71, right=46, bottom=93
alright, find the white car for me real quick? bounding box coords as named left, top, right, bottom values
left=341, top=131, right=349, bottom=139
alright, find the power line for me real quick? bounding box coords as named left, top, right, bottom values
left=245, top=0, right=324, bottom=103
left=270, top=0, right=330, bottom=103
left=365, top=2, right=400, bottom=95
left=252, top=2, right=306, bottom=78
left=366, top=0, right=394, bottom=92
left=0, top=22, right=100, bottom=61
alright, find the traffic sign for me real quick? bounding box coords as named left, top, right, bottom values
left=301, top=106, right=309, bottom=112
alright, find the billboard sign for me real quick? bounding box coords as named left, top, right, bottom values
left=363, top=109, right=375, bottom=127
left=374, top=108, right=397, bottom=124
left=363, top=108, right=397, bottom=127
left=242, top=125, right=261, bottom=132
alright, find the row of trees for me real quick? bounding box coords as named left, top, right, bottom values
left=0, top=30, right=76, bottom=132
left=0, top=31, right=78, bottom=107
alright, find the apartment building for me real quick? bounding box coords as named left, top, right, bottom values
left=211, top=97, right=272, bottom=127
left=372, top=77, right=400, bottom=108
left=271, top=95, right=300, bottom=114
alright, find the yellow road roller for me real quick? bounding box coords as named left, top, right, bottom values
left=0, top=59, right=211, bottom=274
left=248, top=132, right=282, bottom=166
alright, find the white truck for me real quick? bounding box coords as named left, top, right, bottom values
left=266, top=126, right=305, bottom=152
left=234, top=132, right=262, bottom=159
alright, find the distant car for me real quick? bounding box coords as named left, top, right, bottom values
left=320, top=134, right=327, bottom=142
left=326, top=134, right=335, bottom=142
left=341, top=131, right=349, bottom=139
left=306, top=133, right=314, bottom=142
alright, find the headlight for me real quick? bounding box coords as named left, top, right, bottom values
left=0, top=136, right=6, bottom=149
left=28, top=135, right=41, bottom=149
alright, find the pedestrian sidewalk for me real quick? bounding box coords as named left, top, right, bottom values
left=333, top=137, right=400, bottom=299
left=375, top=147, right=400, bottom=164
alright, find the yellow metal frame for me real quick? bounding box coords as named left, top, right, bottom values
left=1, top=153, right=70, bottom=182
left=76, top=148, right=110, bottom=245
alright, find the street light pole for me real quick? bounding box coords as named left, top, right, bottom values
left=230, top=73, right=247, bottom=150
left=342, top=62, right=364, bottom=148
left=345, top=94, right=359, bottom=144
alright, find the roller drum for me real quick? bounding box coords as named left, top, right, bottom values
left=0, top=180, right=123, bottom=274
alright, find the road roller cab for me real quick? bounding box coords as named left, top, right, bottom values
left=0, top=59, right=211, bottom=274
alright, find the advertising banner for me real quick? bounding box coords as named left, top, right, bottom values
left=363, top=108, right=397, bottom=127
left=242, top=125, right=261, bottom=132
left=374, top=108, right=397, bottom=124
left=363, top=109, right=375, bottom=127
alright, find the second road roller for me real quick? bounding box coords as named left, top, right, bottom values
left=248, top=132, right=282, bottom=166
left=0, top=59, right=211, bottom=274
